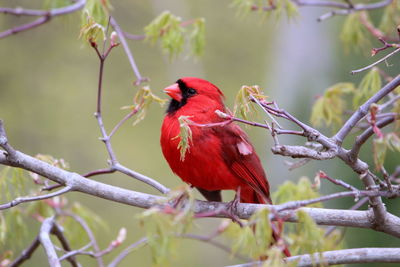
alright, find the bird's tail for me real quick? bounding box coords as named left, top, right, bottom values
left=240, top=185, right=272, bottom=204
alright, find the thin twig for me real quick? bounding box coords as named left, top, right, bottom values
left=114, top=163, right=169, bottom=194
left=251, top=0, right=393, bottom=22
left=109, top=16, right=145, bottom=85
left=109, top=109, right=138, bottom=138
left=379, top=94, right=400, bottom=111
left=351, top=48, right=400, bottom=75
left=61, top=212, right=104, bottom=267
left=0, top=186, right=72, bottom=210
left=52, top=223, right=79, bottom=267
left=335, top=75, right=400, bottom=143
left=285, top=158, right=313, bottom=170
left=9, top=236, right=40, bottom=267
left=349, top=115, right=397, bottom=162
left=83, top=168, right=116, bottom=178
left=0, top=0, right=85, bottom=39
left=89, top=38, right=169, bottom=194
left=123, top=32, right=146, bottom=41
left=380, top=166, right=393, bottom=192
left=318, top=171, right=359, bottom=192
left=59, top=243, right=93, bottom=262
left=107, top=238, right=147, bottom=267
left=316, top=0, right=393, bottom=21
left=272, top=190, right=395, bottom=213
left=250, top=95, right=283, bottom=129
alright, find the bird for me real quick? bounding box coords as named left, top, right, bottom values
left=160, top=77, right=271, bottom=205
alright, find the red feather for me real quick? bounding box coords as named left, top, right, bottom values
left=160, top=77, right=271, bottom=204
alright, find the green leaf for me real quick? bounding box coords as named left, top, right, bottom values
left=392, top=97, right=400, bottom=130
left=263, top=246, right=292, bottom=267
left=284, top=0, right=299, bottom=20
left=0, top=167, right=30, bottom=202
left=190, top=18, right=206, bottom=57
left=121, top=86, right=167, bottom=126
left=273, top=177, right=321, bottom=207
left=250, top=208, right=273, bottom=257
left=353, top=68, right=382, bottom=108
left=225, top=208, right=289, bottom=261
left=144, top=11, right=185, bottom=59
left=2, top=208, right=30, bottom=249
left=386, top=133, right=400, bottom=151
left=226, top=222, right=258, bottom=258
left=373, top=133, right=400, bottom=169
left=340, top=13, right=371, bottom=53
left=173, top=116, right=194, bottom=161
left=80, top=0, right=112, bottom=43
left=373, top=137, right=387, bottom=170
left=83, top=0, right=111, bottom=27
left=234, top=85, right=268, bottom=120
left=291, top=210, right=324, bottom=255
left=144, top=11, right=206, bottom=58
left=310, top=83, right=355, bottom=130
left=231, top=0, right=253, bottom=18
left=79, top=10, right=106, bottom=43
left=0, top=213, right=6, bottom=245
left=379, top=1, right=400, bottom=34
left=285, top=210, right=343, bottom=257
left=139, top=187, right=195, bottom=266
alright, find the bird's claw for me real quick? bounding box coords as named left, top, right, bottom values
left=222, top=188, right=243, bottom=227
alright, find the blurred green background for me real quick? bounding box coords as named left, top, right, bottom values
left=1, top=0, right=399, bottom=266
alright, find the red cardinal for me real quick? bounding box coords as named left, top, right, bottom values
left=160, top=77, right=271, bottom=204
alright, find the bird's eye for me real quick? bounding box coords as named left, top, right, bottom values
left=187, top=88, right=197, bottom=95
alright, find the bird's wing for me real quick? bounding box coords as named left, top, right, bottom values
left=213, top=123, right=271, bottom=203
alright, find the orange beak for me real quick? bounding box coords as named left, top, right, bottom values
left=163, top=83, right=182, bottom=102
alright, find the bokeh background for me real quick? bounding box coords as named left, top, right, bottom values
left=1, top=0, right=399, bottom=266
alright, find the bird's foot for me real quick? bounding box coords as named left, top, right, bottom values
left=221, top=188, right=243, bottom=227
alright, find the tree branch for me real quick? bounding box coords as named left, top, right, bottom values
left=349, top=115, right=397, bottom=162
left=251, top=0, right=393, bottom=21
left=88, top=39, right=169, bottom=194
left=0, top=0, right=86, bottom=17
left=271, top=145, right=337, bottom=159
left=39, top=217, right=61, bottom=267
left=229, top=247, right=400, bottom=267
left=334, top=74, right=400, bottom=144
left=2, top=146, right=400, bottom=237
left=288, top=248, right=400, bottom=266
left=0, top=0, right=85, bottom=39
